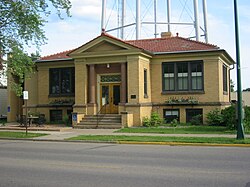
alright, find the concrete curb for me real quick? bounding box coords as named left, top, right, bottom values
left=117, top=141, right=250, bottom=147
left=0, top=138, right=250, bottom=147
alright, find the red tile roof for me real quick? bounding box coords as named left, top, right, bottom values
left=126, top=37, right=218, bottom=53
left=39, top=49, right=74, bottom=61
left=38, top=33, right=219, bottom=61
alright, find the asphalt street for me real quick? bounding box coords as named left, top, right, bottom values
left=0, top=140, right=249, bottom=187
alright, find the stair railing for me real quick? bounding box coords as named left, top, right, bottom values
left=96, top=104, right=107, bottom=128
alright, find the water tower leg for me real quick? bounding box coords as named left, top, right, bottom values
left=193, top=0, right=200, bottom=41
left=101, top=0, right=106, bottom=32
left=121, top=0, right=125, bottom=39
left=136, top=0, right=141, bottom=39
left=154, top=0, right=158, bottom=38
left=202, top=0, right=208, bottom=43
left=167, top=0, right=171, bottom=32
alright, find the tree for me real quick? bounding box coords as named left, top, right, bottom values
left=0, top=0, right=71, bottom=96
left=243, top=88, right=250, bottom=92
left=230, top=79, right=235, bottom=92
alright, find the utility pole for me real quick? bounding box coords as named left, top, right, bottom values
left=234, top=0, right=245, bottom=139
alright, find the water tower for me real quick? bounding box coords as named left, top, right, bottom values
left=101, top=0, right=208, bottom=43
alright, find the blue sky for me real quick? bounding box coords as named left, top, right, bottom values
left=29, top=0, right=249, bottom=89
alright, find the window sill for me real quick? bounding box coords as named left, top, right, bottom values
left=161, top=91, right=205, bottom=95
left=144, top=94, right=149, bottom=98
left=223, top=91, right=228, bottom=95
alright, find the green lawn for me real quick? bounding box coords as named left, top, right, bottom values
left=0, top=131, right=48, bottom=138
left=68, top=135, right=250, bottom=144
left=115, top=126, right=238, bottom=134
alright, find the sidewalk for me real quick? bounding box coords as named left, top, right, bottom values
left=32, top=128, right=250, bottom=141
left=1, top=122, right=249, bottom=144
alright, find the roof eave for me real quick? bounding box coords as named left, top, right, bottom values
left=153, top=49, right=235, bottom=65
left=153, top=48, right=221, bottom=55
left=36, top=58, right=73, bottom=63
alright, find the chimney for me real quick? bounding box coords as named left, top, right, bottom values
left=161, top=32, right=172, bottom=38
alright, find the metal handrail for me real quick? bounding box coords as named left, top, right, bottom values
left=96, top=104, right=107, bottom=128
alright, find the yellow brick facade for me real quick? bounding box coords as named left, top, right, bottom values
left=7, top=35, right=234, bottom=127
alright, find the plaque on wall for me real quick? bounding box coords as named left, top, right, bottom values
left=131, top=95, right=136, bottom=99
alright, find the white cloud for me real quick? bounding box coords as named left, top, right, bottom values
left=70, top=0, right=101, bottom=6
left=72, top=5, right=102, bottom=19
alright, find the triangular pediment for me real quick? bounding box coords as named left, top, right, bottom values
left=68, top=34, right=141, bottom=56
left=85, top=41, right=126, bottom=52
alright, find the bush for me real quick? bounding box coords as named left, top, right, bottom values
left=63, top=115, right=71, bottom=127
left=206, top=109, right=224, bottom=126
left=170, top=119, right=178, bottom=127
left=142, top=116, right=151, bottom=127
left=142, top=112, right=163, bottom=127
left=150, top=112, right=163, bottom=126
left=190, top=114, right=203, bottom=126
left=221, top=105, right=236, bottom=130
left=244, top=106, right=250, bottom=132
left=207, top=105, right=250, bottom=131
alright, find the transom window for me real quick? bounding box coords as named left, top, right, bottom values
left=49, top=67, right=75, bottom=96
left=100, top=75, right=121, bottom=82
left=162, top=61, right=204, bottom=92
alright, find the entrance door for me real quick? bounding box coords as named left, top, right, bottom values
left=100, top=83, right=120, bottom=114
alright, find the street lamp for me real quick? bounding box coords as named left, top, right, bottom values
left=234, top=0, right=245, bottom=139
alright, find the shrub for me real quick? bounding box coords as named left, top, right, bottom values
left=244, top=106, right=250, bottom=132
left=142, top=116, right=151, bottom=127
left=221, top=105, right=236, bottom=130
left=190, top=114, right=203, bottom=126
left=207, top=105, right=250, bottom=131
left=150, top=112, right=163, bottom=126
left=142, top=112, right=163, bottom=127
left=206, top=109, right=224, bottom=126
left=170, top=119, right=178, bottom=127
left=63, top=115, right=71, bottom=127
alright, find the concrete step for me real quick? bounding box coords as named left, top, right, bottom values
left=76, top=114, right=122, bottom=129
left=75, top=123, right=122, bottom=129
left=80, top=119, right=121, bottom=123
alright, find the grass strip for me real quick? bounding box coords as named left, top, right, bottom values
left=67, top=135, right=250, bottom=144
left=115, top=126, right=237, bottom=134
left=0, top=131, right=48, bottom=138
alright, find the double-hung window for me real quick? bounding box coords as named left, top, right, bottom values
left=50, top=67, right=75, bottom=96
left=177, top=63, right=188, bottom=90
left=162, top=61, right=203, bottom=92
left=163, top=64, right=175, bottom=91
left=191, top=62, right=203, bottom=90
